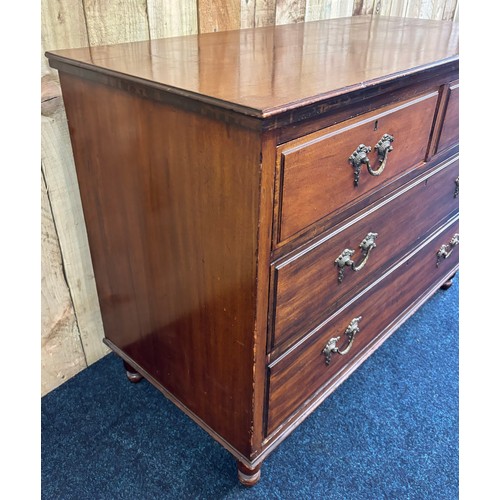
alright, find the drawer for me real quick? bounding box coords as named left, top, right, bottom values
left=271, top=157, right=459, bottom=352
left=267, top=218, right=459, bottom=435
left=436, top=80, right=459, bottom=154
left=276, top=92, right=439, bottom=244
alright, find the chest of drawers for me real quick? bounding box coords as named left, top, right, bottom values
left=46, top=16, right=459, bottom=486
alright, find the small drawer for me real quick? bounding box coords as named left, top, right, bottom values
left=266, top=218, right=459, bottom=436
left=436, top=80, right=459, bottom=154
left=276, top=92, right=439, bottom=244
left=271, top=157, right=459, bottom=352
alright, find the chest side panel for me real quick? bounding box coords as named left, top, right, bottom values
left=59, top=71, right=264, bottom=457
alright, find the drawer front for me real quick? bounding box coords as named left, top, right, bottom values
left=267, top=218, right=459, bottom=435
left=436, top=81, right=459, bottom=154
left=272, top=157, right=459, bottom=351
left=276, top=92, right=439, bottom=244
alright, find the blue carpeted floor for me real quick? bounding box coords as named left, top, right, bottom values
left=42, top=275, right=458, bottom=499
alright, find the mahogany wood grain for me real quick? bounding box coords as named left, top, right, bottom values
left=440, top=272, right=457, bottom=290
left=271, top=157, right=459, bottom=352
left=274, top=65, right=459, bottom=144
left=45, top=16, right=459, bottom=483
left=249, top=130, right=278, bottom=457
left=46, top=16, right=458, bottom=119
left=237, top=461, right=262, bottom=486
left=277, top=92, right=439, bottom=243
left=48, top=53, right=457, bottom=135
left=436, top=80, right=459, bottom=154
left=261, top=263, right=460, bottom=464
left=123, top=360, right=143, bottom=383
left=267, top=218, right=459, bottom=435
left=271, top=142, right=459, bottom=262
left=59, top=71, right=264, bottom=457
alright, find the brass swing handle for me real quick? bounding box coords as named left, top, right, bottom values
left=322, top=316, right=362, bottom=365
left=349, top=134, right=394, bottom=186
left=335, top=232, right=378, bottom=283
left=436, top=234, right=459, bottom=267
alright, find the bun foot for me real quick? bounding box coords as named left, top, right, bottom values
left=440, top=272, right=457, bottom=291
left=123, top=361, right=143, bottom=383
left=237, top=462, right=261, bottom=486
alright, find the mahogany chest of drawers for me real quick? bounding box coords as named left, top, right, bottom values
left=46, top=16, right=459, bottom=486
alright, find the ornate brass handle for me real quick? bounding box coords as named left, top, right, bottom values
left=368, top=133, right=394, bottom=176
left=348, top=134, right=394, bottom=186
left=348, top=144, right=372, bottom=187
left=335, top=232, right=378, bottom=283
left=322, top=316, right=362, bottom=365
left=436, top=234, right=459, bottom=267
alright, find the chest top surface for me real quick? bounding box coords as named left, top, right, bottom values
left=46, top=16, right=458, bottom=118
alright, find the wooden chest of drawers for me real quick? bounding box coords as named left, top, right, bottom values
left=46, top=16, right=459, bottom=486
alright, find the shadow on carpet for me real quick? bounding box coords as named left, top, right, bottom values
left=42, top=276, right=458, bottom=499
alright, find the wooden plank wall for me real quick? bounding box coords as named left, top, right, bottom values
left=40, top=0, right=459, bottom=395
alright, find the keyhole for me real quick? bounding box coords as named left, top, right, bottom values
left=374, top=120, right=379, bottom=131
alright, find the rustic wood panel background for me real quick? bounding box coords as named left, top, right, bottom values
left=41, top=0, right=459, bottom=395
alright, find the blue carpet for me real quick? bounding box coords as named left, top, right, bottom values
left=42, top=275, right=458, bottom=499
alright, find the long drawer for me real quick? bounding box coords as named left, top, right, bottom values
left=271, top=157, right=459, bottom=351
left=276, top=91, right=439, bottom=244
left=267, top=217, right=459, bottom=435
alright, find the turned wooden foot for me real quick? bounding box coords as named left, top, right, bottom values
left=440, top=272, right=457, bottom=291
left=237, top=462, right=261, bottom=486
left=123, top=361, right=143, bottom=383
